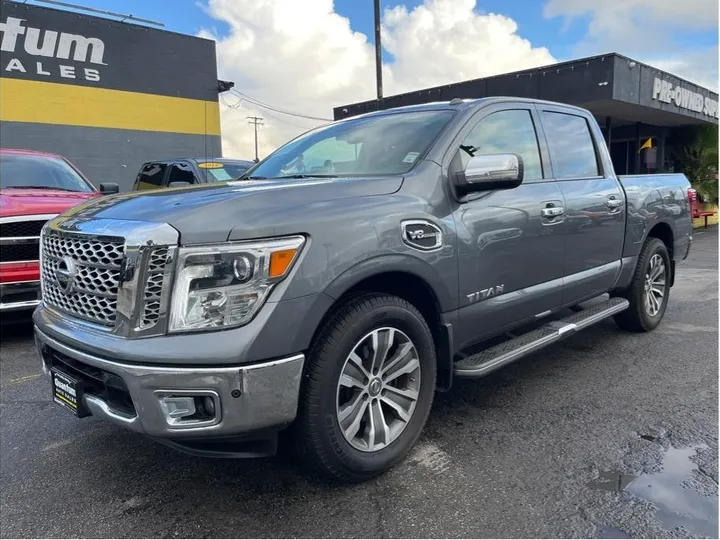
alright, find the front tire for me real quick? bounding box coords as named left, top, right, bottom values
left=613, top=237, right=671, bottom=332
left=296, top=293, right=437, bottom=482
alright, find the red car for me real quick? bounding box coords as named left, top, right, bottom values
left=0, top=149, right=118, bottom=314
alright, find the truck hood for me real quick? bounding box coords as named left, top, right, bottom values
left=0, top=189, right=100, bottom=218
left=62, top=176, right=403, bottom=244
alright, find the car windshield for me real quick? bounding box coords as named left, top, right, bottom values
left=202, top=162, right=253, bottom=182
left=0, top=154, right=94, bottom=192
left=248, top=110, right=455, bottom=179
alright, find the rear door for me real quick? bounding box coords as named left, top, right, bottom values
left=448, top=103, right=567, bottom=348
left=536, top=105, right=626, bottom=304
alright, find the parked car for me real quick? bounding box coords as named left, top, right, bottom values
left=132, top=157, right=255, bottom=191
left=34, top=97, right=693, bottom=482
left=0, top=149, right=118, bottom=314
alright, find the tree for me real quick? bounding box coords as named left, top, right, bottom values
left=673, top=126, right=719, bottom=204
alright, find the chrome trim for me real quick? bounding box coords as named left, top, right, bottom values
left=541, top=207, right=564, bottom=218
left=401, top=219, right=443, bottom=252
left=0, top=260, right=40, bottom=265
left=465, top=153, right=521, bottom=183
left=0, top=299, right=41, bottom=311
left=0, top=214, right=58, bottom=224
left=35, top=327, right=305, bottom=438
left=0, top=236, right=40, bottom=244
left=42, top=216, right=180, bottom=337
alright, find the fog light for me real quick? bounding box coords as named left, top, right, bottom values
left=159, top=396, right=196, bottom=425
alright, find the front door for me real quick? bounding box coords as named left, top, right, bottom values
left=536, top=105, right=626, bottom=304
left=448, top=104, right=567, bottom=350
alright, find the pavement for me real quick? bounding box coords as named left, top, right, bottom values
left=1, top=228, right=717, bottom=539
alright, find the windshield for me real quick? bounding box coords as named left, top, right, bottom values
left=202, top=162, right=253, bottom=182
left=249, top=110, right=455, bottom=179
left=0, top=154, right=94, bottom=192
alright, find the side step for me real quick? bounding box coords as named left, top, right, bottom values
left=454, top=297, right=629, bottom=378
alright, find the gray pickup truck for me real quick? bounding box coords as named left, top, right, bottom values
left=34, top=97, right=693, bottom=482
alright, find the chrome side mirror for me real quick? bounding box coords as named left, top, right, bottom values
left=457, top=153, right=523, bottom=193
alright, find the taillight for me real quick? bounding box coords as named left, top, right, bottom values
left=687, top=188, right=697, bottom=201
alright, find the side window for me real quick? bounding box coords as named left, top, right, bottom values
left=459, top=109, right=543, bottom=181
left=167, top=163, right=196, bottom=185
left=541, top=112, right=599, bottom=178
left=136, top=163, right=167, bottom=191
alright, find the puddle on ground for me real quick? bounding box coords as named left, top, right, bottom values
left=588, top=445, right=718, bottom=538
left=597, top=525, right=631, bottom=539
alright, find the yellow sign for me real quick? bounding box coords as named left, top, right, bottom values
left=638, top=138, right=653, bottom=152
left=198, top=162, right=224, bottom=169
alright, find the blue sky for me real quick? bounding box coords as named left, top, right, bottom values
left=39, top=0, right=587, bottom=60
left=27, top=0, right=716, bottom=156
left=26, top=0, right=717, bottom=70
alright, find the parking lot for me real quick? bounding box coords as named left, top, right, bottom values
left=1, top=228, right=717, bottom=539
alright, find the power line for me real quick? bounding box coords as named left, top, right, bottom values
left=230, top=89, right=333, bottom=122
left=247, top=116, right=264, bottom=163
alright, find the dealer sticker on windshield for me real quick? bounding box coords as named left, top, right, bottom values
left=198, top=162, right=224, bottom=169
left=403, top=152, right=420, bottom=164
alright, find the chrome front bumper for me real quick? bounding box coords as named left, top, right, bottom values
left=35, top=328, right=305, bottom=439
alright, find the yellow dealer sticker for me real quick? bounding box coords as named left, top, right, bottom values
left=199, top=162, right=224, bottom=169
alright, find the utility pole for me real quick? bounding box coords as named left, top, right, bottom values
left=246, top=116, right=264, bottom=162
left=373, top=0, right=383, bottom=100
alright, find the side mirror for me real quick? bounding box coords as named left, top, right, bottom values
left=456, top=154, right=523, bottom=194
left=99, top=182, right=119, bottom=194
left=169, top=181, right=191, bottom=188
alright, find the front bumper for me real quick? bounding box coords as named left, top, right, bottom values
left=35, top=327, right=305, bottom=440
left=0, top=281, right=41, bottom=312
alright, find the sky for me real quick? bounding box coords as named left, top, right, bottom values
left=23, top=0, right=719, bottom=159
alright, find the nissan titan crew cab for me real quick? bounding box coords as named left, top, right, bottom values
left=34, top=98, right=693, bottom=482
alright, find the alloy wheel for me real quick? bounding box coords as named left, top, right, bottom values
left=335, top=327, right=421, bottom=452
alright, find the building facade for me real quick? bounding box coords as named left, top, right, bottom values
left=0, top=0, right=223, bottom=191
left=335, top=53, right=718, bottom=177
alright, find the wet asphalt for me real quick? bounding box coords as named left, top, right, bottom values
left=1, top=228, right=717, bottom=539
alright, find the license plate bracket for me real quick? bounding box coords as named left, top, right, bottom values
left=51, top=368, right=91, bottom=418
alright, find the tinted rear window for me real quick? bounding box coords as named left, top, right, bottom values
left=541, top=112, right=599, bottom=178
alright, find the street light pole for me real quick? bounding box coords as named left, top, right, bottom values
left=374, top=0, right=383, bottom=100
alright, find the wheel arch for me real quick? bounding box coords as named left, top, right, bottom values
left=314, top=259, right=455, bottom=391
left=646, top=221, right=675, bottom=286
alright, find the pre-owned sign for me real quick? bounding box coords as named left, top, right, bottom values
left=0, top=16, right=105, bottom=82
left=652, top=77, right=719, bottom=118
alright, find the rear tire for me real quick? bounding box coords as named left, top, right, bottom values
left=613, top=238, right=671, bottom=332
left=296, top=293, right=436, bottom=483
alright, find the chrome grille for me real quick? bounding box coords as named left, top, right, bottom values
left=140, top=247, right=169, bottom=328
left=41, top=232, right=124, bottom=326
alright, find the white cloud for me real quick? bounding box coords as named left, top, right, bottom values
left=544, top=0, right=719, bottom=90
left=201, top=0, right=556, bottom=159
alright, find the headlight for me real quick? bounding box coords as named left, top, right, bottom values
left=168, top=235, right=305, bottom=332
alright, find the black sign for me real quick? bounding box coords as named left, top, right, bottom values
left=0, top=0, right=218, bottom=100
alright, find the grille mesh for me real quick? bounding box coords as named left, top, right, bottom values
left=41, top=232, right=124, bottom=326
left=140, top=247, right=168, bottom=327
left=0, top=220, right=48, bottom=238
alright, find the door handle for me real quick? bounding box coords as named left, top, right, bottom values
left=541, top=207, right=564, bottom=218
left=606, top=197, right=622, bottom=209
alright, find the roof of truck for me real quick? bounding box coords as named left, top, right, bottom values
left=337, top=96, right=592, bottom=121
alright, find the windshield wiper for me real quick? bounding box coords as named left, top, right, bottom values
left=237, top=174, right=267, bottom=180
left=276, top=174, right=339, bottom=179
left=2, top=185, right=82, bottom=192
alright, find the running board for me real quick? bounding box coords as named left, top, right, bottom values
left=454, top=297, right=629, bottom=378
